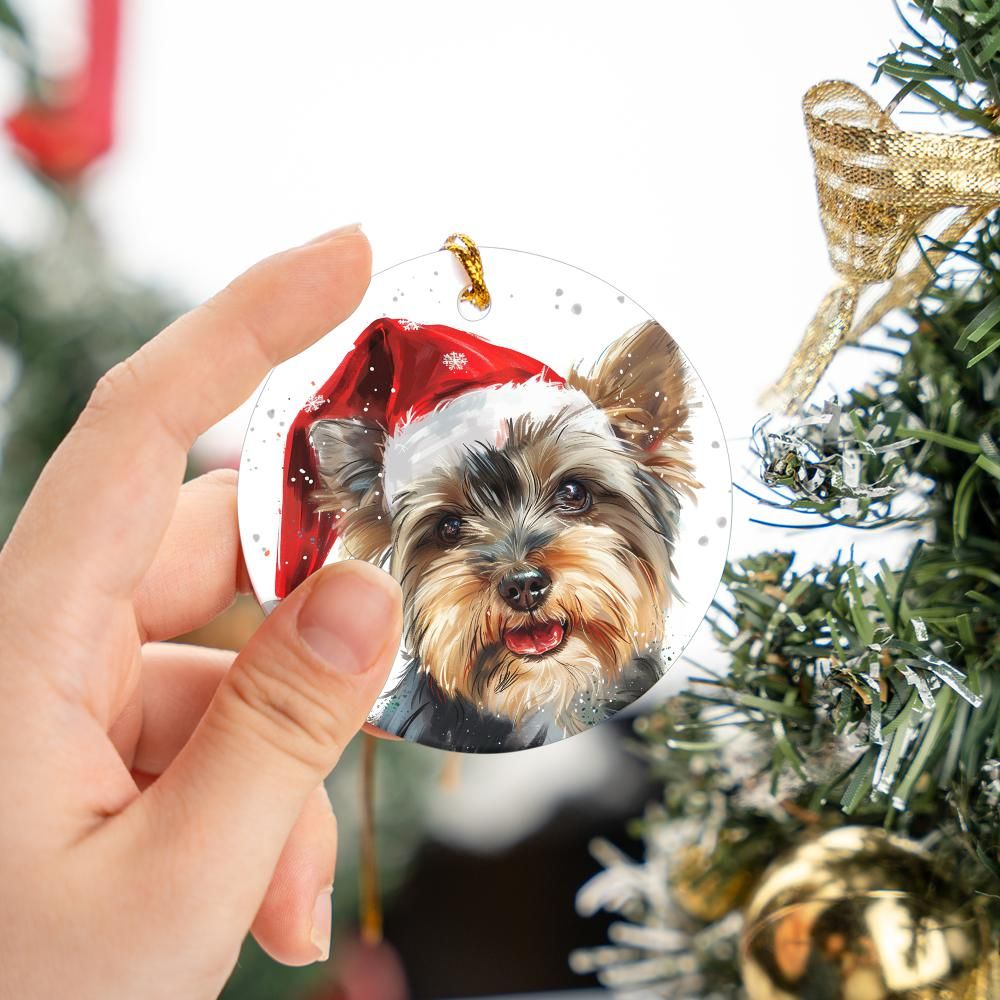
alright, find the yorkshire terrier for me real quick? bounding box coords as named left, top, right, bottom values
left=309, top=321, right=697, bottom=751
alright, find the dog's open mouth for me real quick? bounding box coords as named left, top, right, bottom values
left=502, top=619, right=566, bottom=657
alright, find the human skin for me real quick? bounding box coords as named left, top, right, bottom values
left=0, top=225, right=404, bottom=999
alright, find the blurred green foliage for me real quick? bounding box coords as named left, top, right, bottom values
left=0, top=206, right=180, bottom=539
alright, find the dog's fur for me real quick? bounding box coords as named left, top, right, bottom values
left=309, top=321, right=697, bottom=751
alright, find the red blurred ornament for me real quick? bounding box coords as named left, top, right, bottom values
left=5, top=0, right=120, bottom=181
left=311, top=939, right=410, bottom=1000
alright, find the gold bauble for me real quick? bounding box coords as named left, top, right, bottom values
left=740, top=826, right=995, bottom=1000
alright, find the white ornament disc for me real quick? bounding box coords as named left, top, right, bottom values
left=238, top=246, right=731, bottom=753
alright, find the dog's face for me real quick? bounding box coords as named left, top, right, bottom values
left=309, top=321, right=696, bottom=731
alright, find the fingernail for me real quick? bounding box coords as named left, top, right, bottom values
left=310, top=885, right=333, bottom=962
left=305, top=223, right=363, bottom=246
left=298, top=564, right=399, bottom=673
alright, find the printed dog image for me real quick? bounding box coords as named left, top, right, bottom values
left=295, top=317, right=698, bottom=752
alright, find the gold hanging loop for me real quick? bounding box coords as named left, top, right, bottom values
left=443, top=232, right=492, bottom=311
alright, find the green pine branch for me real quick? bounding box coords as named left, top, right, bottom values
left=876, top=0, right=1000, bottom=131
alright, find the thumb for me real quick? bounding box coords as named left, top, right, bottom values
left=140, top=560, right=401, bottom=918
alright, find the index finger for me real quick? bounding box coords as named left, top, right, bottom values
left=1, top=226, right=370, bottom=605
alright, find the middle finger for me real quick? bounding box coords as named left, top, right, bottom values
left=133, top=470, right=250, bottom=644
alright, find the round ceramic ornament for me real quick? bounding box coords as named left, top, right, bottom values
left=238, top=238, right=731, bottom=753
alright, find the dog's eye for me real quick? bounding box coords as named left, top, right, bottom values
left=437, top=514, right=463, bottom=544
left=554, top=479, right=591, bottom=513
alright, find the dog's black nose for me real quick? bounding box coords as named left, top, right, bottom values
left=498, top=567, right=551, bottom=612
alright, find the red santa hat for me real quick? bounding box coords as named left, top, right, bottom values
left=275, top=316, right=614, bottom=598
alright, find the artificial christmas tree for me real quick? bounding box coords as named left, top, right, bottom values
left=575, top=3, right=1000, bottom=997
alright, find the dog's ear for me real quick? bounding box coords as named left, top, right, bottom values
left=311, top=418, right=383, bottom=498
left=310, top=418, right=391, bottom=562
left=568, top=320, right=698, bottom=494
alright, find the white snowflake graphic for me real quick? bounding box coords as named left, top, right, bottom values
left=398, top=319, right=421, bottom=331
left=442, top=351, right=469, bottom=372
left=302, top=393, right=326, bottom=414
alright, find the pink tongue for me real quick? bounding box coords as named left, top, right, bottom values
left=503, top=621, right=565, bottom=656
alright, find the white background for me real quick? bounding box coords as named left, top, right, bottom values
left=0, top=1, right=925, bottom=844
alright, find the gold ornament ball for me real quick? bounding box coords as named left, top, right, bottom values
left=740, top=826, right=994, bottom=1000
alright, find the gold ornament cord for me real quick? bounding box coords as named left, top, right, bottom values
left=443, top=232, right=492, bottom=310
left=359, top=733, right=382, bottom=945
left=766, top=80, right=1000, bottom=412
left=358, top=734, right=462, bottom=947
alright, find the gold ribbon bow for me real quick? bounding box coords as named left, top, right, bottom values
left=767, top=80, right=1000, bottom=412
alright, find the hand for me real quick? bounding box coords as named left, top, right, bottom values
left=0, top=225, right=403, bottom=999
